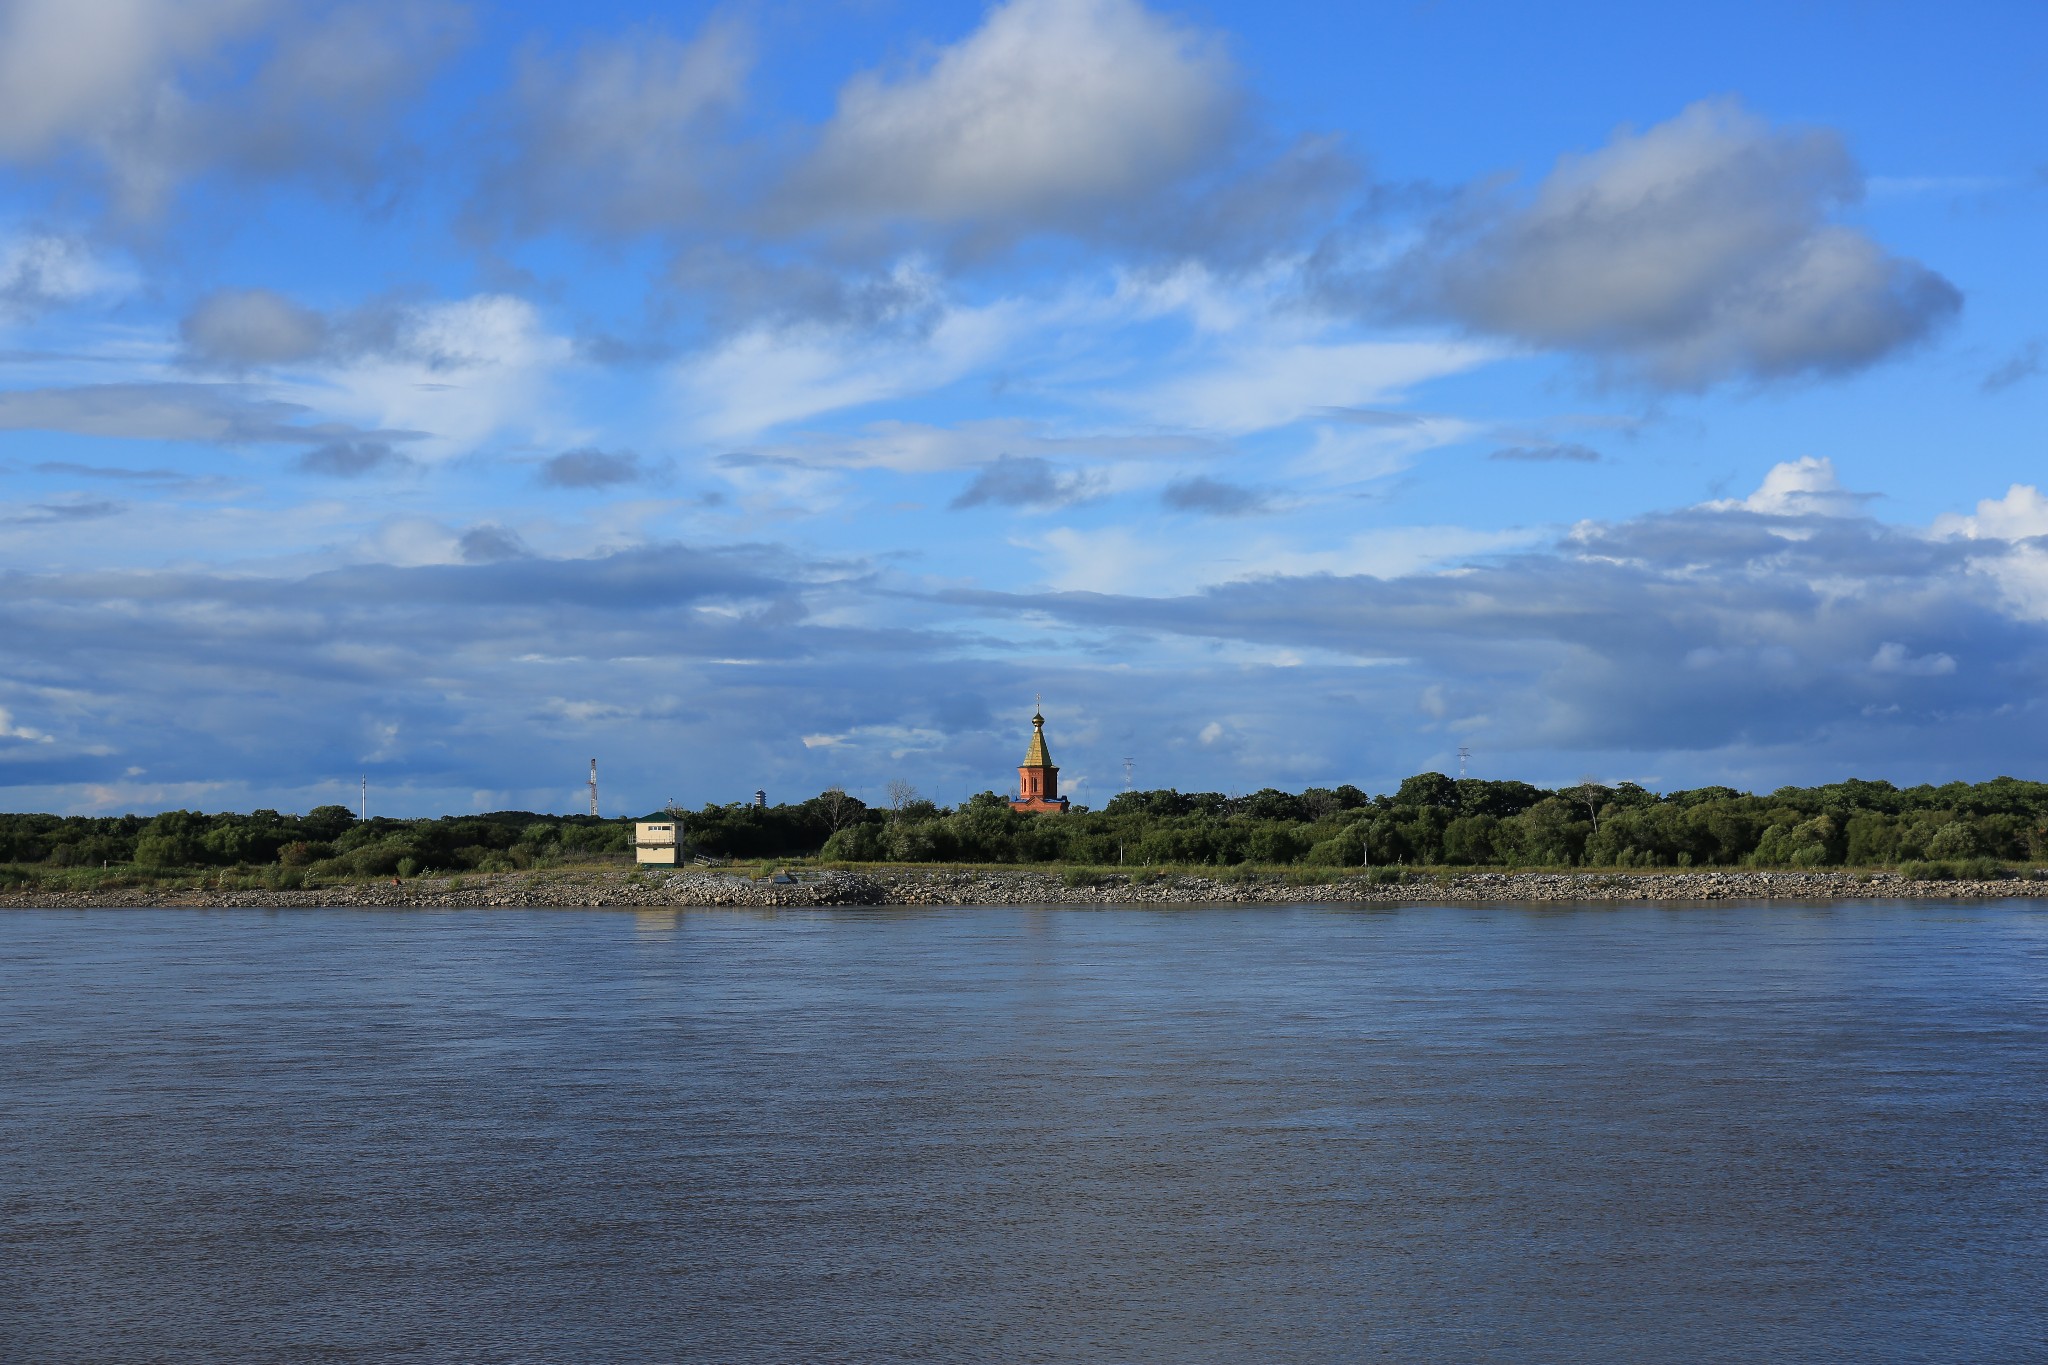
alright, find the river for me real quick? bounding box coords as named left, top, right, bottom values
left=3, top=902, right=2043, bottom=1362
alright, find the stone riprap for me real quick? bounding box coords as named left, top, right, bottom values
left=4, top=866, right=2048, bottom=910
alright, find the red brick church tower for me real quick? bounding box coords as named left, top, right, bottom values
left=1010, top=706, right=1070, bottom=813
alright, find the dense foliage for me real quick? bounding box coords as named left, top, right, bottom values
left=0, top=806, right=632, bottom=885
left=813, top=775, right=2048, bottom=872
left=5, top=774, right=2048, bottom=880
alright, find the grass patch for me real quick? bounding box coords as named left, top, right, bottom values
left=1901, top=857, right=2009, bottom=882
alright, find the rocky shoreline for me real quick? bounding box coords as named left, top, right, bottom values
left=5, top=865, right=2048, bottom=910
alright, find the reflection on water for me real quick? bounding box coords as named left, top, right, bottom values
left=3, top=902, right=2044, bottom=1363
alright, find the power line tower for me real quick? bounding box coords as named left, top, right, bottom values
left=588, top=759, right=599, bottom=817
left=1457, top=745, right=1470, bottom=779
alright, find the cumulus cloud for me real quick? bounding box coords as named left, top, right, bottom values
left=950, top=455, right=1099, bottom=509
left=944, top=493, right=2044, bottom=770
left=462, top=0, right=1350, bottom=267
left=782, top=0, right=1238, bottom=241
left=1934, top=484, right=2048, bottom=542
left=1708, top=456, right=1869, bottom=517
left=1366, top=98, right=1960, bottom=387
left=1161, top=476, right=1268, bottom=515
left=475, top=17, right=749, bottom=238
left=0, top=541, right=901, bottom=805
left=1490, top=443, right=1601, bottom=463
left=8, top=489, right=2048, bottom=807
left=181, top=288, right=330, bottom=367
left=540, top=448, right=642, bottom=488
left=0, top=0, right=467, bottom=219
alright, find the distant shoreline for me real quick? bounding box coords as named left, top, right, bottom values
left=6, top=865, right=2048, bottom=910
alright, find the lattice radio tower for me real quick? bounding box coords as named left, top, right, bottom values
left=588, top=759, right=599, bottom=817
left=1457, top=745, right=1470, bottom=779
left=1123, top=757, right=1135, bottom=790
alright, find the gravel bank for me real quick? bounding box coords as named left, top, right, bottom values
left=5, top=866, right=2047, bottom=910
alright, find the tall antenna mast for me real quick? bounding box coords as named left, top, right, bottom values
left=360, top=774, right=366, bottom=821
left=1457, top=745, right=1470, bottom=779
left=588, top=759, right=599, bottom=817
left=1123, top=757, right=1134, bottom=790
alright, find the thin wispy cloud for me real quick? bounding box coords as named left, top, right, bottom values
left=1490, top=443, right=1601, bottom=463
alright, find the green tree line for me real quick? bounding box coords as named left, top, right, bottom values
left=5, top=773, right=2047, bottom=881
left=812, top=775, right=2048, bottom=875
left=0, top=806, right=633, bottom=885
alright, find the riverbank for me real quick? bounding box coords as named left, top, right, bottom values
left=5, top=864, right=2048, bottom=909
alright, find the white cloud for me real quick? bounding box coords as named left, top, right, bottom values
left=1933, top=486, right=2048, bottom=622
left=0, top=0, right=464, bottom=218
left=1123, top=338, right=1490, bottom=434
left=0, top=706, right=53, bottom=742
left=1031, top=521, right=1531, bottom=595
left=180, top=288, right=328, bottom=366
left=1709, top=456, right=1865, bottom=517
left=479, top=16, right=749, bottom=236
left=1290, top=412, right=1483, bottom=483
left=282, top=294, right=575, bottom=458
left=1869, top=642, right=1956, bottom=677
left=1933, top=484, right=2048, bottom=541
left=1385, top=98, right=1960, bottom=387
left=675, top=282, right=1020, bottom=441
left=750, top=418, right=1214, bottom=475
left=0, top=231, right=130, bottom=313
left=786, top=0, right=1236, bottom=236
left=0, top=0, right=268, bottom=159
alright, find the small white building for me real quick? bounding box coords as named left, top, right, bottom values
left=635, top=821, right=682, bottom=865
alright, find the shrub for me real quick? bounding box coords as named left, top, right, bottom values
left=133, top=834, right=195, bottom=869
left=821, top=824, right=886, bottom=861
left=278, top=841, right=333, bottom=868
left=1926, top=821, right=1982, bottom=860
left=348, top=845, right=404, bottom=877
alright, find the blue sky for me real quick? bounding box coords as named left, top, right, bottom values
left=2, top=0, right=2046, bottom=816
